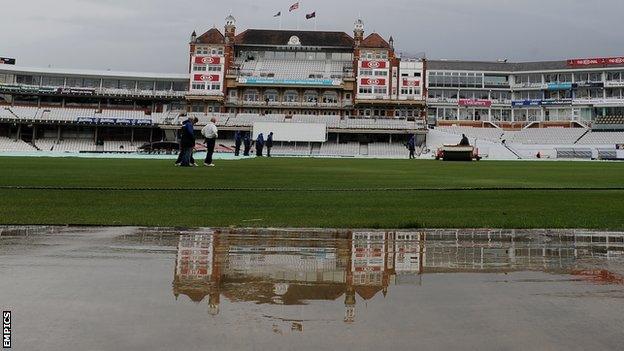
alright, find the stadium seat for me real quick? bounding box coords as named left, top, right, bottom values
left=576, top=132, right=624, bottom=145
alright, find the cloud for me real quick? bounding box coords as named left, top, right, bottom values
left=1, top=0, right=623, bottom=72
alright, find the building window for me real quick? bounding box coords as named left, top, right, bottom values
left=284, top=90, right=299, bottom=102
left=192, top=83, right=205, bottom=90
left=41, top=76, right=65, bottom=87
left=208, top=65, right=222, bottom=72
left=193, top=65, right=207, bottom=71
left=303, top=91, right=318, bottom=103
left=264, top=90, right=278, bottom=102
left=322, top=92, right=338, bottom=103
left=373, top=87, right=387, bottom=95
left=243, top=90, right=259, bottom=101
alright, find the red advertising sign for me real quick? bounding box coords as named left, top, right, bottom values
left=567, top=57, right=624, bottom=67
left=361, top=60, right=387, bottom=69
left=402, top=79, right=420, bottom=87
left=194, top=56, right=221, bottom=65
left=458, top=99, right=492, bottom=107
left=360, top=78, right=386, bottom=86
left=193, top=74, right=220, bottom=82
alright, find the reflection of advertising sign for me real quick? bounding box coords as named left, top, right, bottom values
left=458, top=99, right=492, bottom=107
left=194, top=56, right=221, bottom=65
left=354, top=266, right=382, bottom=272
left=193, top=74, right=220, bottom=82
left=360, top=78, right=386, bottom=86
left=402, top=79, right=420, bottom=87
left=361, top=61, right=387, bottom=69
left=567, top=57, right=624, bottom=67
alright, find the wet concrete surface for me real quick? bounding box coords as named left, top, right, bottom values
left=1, top=227, right=623, bottom=351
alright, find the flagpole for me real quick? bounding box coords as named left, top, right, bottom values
left=297, top=1, right=301, bottom=30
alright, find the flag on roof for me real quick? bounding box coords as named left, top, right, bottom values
left=273, top=11, right=281, bottom=17
left=306, top=12, right=316, bottom=19
left=289, top=2, right=299, bottom=12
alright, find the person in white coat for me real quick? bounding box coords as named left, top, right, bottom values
left=201, top=117, right=219, bottom=167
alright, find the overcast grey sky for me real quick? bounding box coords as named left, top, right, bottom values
left=1, top=0, right=623, bottom=73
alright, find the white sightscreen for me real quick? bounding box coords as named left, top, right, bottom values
left=252, top=122, right=327, bottom=142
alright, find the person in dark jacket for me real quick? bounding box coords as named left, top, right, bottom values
left=234, top=131, right=242, bottom=156
left=266, top=132, right=274, bottom=157
left=407, top=134, right=416, bottom=159
left=178, top=117, right=197, bottom=167
left=243, top=133, right=252, bottom=156
left=175, top=115, right=189, bottom=165
left=256, top=133, right=265, bottom=157
left=459, top=134, right=470, bottom=146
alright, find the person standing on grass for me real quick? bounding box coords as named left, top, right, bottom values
left=266, top=132, right=274, bottom=157
left=175, top=113, right=189, bottom=166
left=243, top=133, right=252, bottom=156
left=256, top=133, right=265, bottom=157
left=201, top=117, right=219, bottom=167
left=234, top=131, right=242, bottom=156
left=178, top=116, right=197, bottom=167
left=407, top=134, right=416, bottom=159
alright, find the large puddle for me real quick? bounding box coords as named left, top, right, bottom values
left=1, top=227, right=623, bottom=350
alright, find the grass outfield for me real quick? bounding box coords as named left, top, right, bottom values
left=0, top=156, right=623, bottom=229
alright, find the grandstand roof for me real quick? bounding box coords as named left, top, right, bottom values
left=0, top=65, right=188, bottom=80
left=360, top=33, right=391, bottom=49
left=196, top=28, right=225, bottom=44
left=428, top=59, right=624, bottom=72
left=235, top=29, right=354, bottom=48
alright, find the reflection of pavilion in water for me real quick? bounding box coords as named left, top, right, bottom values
left=172, top=229, right=624, bottom=323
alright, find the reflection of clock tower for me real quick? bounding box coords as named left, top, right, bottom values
left=344, top=286, right=356, bottom=323
left=208, top=232, right=224, bottom=316
left=344, top=231, right=356, bottom=323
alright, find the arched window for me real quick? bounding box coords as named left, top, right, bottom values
left=284, top=90, right=299, bottom=103
left=322, top=91, right=338, bottom=104
left=264, top=89, right=278, bottom=102
left=303, top=90, right=318, bottom=103
left=243, top=89, right=259, bottom=102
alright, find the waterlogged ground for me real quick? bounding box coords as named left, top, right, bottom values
left=1, top=227, right=623, bottom=351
